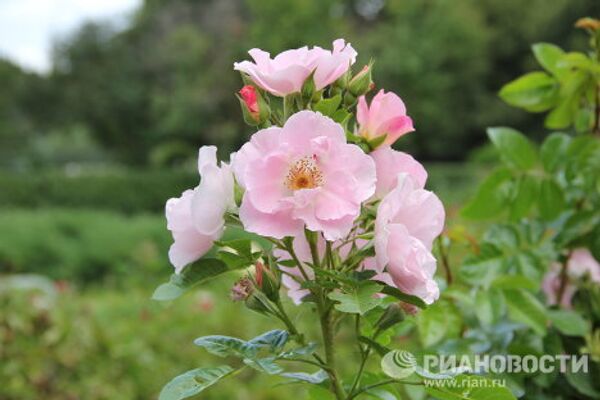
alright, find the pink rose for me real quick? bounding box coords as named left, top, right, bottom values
left=542, top=248, right=600, bottom=308
left=357, top=90, right=414, bottom=147
left=274, top=236, right=321, bottom=305
left=166, top=146, right=235, bottom=273
left=375, top=174, right=445, bottom=304
left=370, top=146, right=427, bottom=199
left=234, top=39, right=356, bottom=97
left=233, top=110, right=376, bottom=241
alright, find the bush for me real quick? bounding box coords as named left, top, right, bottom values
left=0, top=169, right=196, bottom=213
left=0, top=275, right=301, bottom=400
left=0, top=209, right=171, bottom=283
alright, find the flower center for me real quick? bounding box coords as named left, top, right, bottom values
left=285, top=155, right=324, bottom=191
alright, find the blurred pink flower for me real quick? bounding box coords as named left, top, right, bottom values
left=375, top=174, right=445, bottom=304
left=357, top=90, right=414, bottom=146
left=166, top=146, right=235, bottom=273
left=370, top=146, right=427, bottom=199
left=542, top=248, right=600, bottom=308
left=234, top=110, right=376, bottom=241
left=234, top=39, right=356, bottom=97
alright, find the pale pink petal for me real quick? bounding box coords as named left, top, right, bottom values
left=371, top=147, right=427, bottom=199
left=239, top=196, right=303, bottom=239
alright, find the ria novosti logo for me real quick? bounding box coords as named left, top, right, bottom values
left=381, top=350, right=589, bottom=385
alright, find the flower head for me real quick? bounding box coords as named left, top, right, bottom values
left=234, top=39, right=356, bottom=97
left=357, top=90, right=414, bottom=147
left=370, top=146, right=427, bottom=199
left=233, top=110, right=376, bottom=241
left=375, top=174, right=445, bottom=304
left=166, top=146, right=235, bottom=273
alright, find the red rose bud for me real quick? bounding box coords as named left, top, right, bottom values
left=238, top=85, right=270, bottom=126
left=240, top=85, right=259, bottom=114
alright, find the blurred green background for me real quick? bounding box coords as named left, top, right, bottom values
left=0, top=0, right=598, bottom=399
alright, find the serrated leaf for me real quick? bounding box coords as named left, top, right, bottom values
left=461, top=168, right=513, bottom=219
left=509, top=175, right=538, bottom=220
left=328, top=282, right=382, bottom=315
left=487, top=127, right=538, bottom=170
left=504, top=289, right=547, bottom=335
left=540, top=132, right=571, bottom=173
left=538, top=178, right=564, bottom=220
left=158, top=366, right=235, bottom=400
left=314, top=94, right=342, bottom=117
left=417, top=301, right=461, bottom=347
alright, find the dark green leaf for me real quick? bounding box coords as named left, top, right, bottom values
left=504, top=289, right=547, bottom=335
left=152, top=258, right=227, bottom=301
left=509, top=175, right=538, bottom=220
left=376, top=283, right=428, bottom=309
left=547, top=310, right=589, bottom=337
left=461, top=168, right=513, bottom=219
left=540, top=132, right=571, bottom=173
left=359, top=335, right=391, bottom=357
left=538, top=178, right=564, bottom=220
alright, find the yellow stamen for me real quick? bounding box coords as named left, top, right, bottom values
left=285, top=155, right=325, bottom=191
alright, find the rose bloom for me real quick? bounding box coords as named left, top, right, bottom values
left=234, top=39, right=356, bottom=97
left=239, top=85, right=260, bottom=119
left=357, top=90, right=414, bottom=147
left=370, top=146, right=427, bottom=199
left=375, top=174, right=445, bottom=304
left=233, top=110, right=376, bottom=241
left=542, top=248, right=600, bottom=308
left=166, top=146, right=235, bottom=273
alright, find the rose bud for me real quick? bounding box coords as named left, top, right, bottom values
left=348, top=64, right=373, bottom=97
left=357, top=90, right=414, bottom=148
left=254, top=261, right=280, bottom=302
left=237, top=85, right=270, bottom=126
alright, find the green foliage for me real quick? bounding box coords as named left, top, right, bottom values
left=0, top=209, right=171, bottom=283
left=0, top=169, right=197, bottom=213
left=328, top=281, right=383, bottom=315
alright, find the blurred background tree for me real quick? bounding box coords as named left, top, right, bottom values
left=1, top=0, right=597, bottom=168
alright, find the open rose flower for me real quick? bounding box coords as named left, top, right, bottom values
left=357, top=90, right=414, bottom=147
left=233, top=110, right=376, bottom=241
left=370, top=146, right=427, bottom=199
left=166, top=146, right=235, bottom=272
left=234, top=39, right=356, bottom=97
left=375, top=174, right=445, bottom=304
left=542, top=248, right=600, bottom=308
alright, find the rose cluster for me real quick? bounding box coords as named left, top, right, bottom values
left=165, top=40, right=445, bottom=305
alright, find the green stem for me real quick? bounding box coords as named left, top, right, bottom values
left=318, top=301, right=346, bottom=400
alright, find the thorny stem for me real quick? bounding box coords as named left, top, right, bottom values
left=317, top=298, right=346, bottom=400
